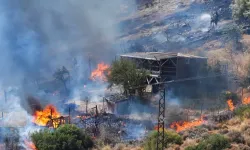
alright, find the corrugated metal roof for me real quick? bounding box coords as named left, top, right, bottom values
left=120, top=52, right=207, bottom=60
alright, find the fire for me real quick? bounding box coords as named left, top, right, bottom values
left=154, top=125, right=164, bottom=131
left=242, top=97, right=250, bottom=105
left=90, top=63, right=109, bottom=81
left=227, top=99, right=235, bottom=111
left=33, top=104, right=60, bottom=127
left=24, top=140, right=37, bottom=150
left=170, top=116, right=204, bottom=132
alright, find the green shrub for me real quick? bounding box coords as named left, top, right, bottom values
left=235, top=105, right=250, bottom=119
left=144, top=130, right=183, bottom=150
left=185, top=134, right=230, bottom=150
left=31, top=124, right=94, bottom=150
left=232, top=0, right=250, bottom=21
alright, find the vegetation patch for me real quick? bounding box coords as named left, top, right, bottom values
left=185, top=134, right=230, bottom=150
left=143, top=130, right=183, bottom=150
left=31, top=124, right=94, bottom=150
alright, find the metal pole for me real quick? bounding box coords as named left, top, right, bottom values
left=94, top=105, right=98, bottom=136
left=103, top=97, right=105, bottom=113
left=86, top=97, right=88, bottom=114
left=50, top=109, right=54, bottom=128
left=68, top=107, right=71, bottom=124
left=156, top=85, right=165, bottom=150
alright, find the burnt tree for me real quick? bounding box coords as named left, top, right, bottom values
left=53, top=66, right=70, bottom=93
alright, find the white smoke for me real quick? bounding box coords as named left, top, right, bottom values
left=191, top=13, right=211, bottom=32
left=0, top=0, right=137, bottom=147
left=0, top=0, right=137, bottom=87
left=198, top=13, right=211, bottom=32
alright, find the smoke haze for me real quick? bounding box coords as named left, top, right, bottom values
left=0, top=0, right=136, bottom=87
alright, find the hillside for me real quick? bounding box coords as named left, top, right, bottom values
left=118, top=0, right=233, bottom=53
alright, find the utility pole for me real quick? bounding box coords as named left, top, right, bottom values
left=154, top=74, right=228, bottom=150
left=85, top=97, right=89, bottom=114
left=91, top=105, right=98, bottom=137
left=68, top=107, right=71, bottom=124
left=156, top=85, right=166, bottom=150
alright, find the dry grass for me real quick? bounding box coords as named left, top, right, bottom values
left=114, top=143, right=126, bottom=150
left=227, top=117, right=242, bottom=126
left=129, top=147, right=143, bottom=150
left=244, top=135, right=250, bottom=147
left=102, top=145, right=112, bottom=150
left=165, top=144, right=181, bottom=150
left=240, top=122, right=250, bottom=132
left=179, top=139, right=197, bottom=149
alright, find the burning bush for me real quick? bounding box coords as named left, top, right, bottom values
left=31, top=124, right=93, bottom=150
left=220, top=91, right=239, bottom=106
left=143, top=130, right=183, bottom=150
left=185, top=134, right=230, bottom=150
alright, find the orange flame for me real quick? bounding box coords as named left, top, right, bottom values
left=242, top=97, right=250, bottom=105
left=170, top=116, right=204, bottom=132
left=90, top=63, right=109, bottom=81
left=227, top=99, right=235, bottom=111
left=154, top=125, right=164, bottom=131
left=24, top=140, right=37, bottom=150
left=32, top=104, right=60, bottom=126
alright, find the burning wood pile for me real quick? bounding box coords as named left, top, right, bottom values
left=90, top=63, right=110, bottom=81
left=32, top=104, right=70, bottom=129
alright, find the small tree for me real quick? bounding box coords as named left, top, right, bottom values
left=53, top=66, right=70, bottom=92
left=144, top=130, right=183, bottom=150
left=232, top=0, right=250, bottom=21
left=31, top=124, right=93, bottom=150
left=107, top=59, right=149, bottom=96
left=185, top=134, right=230, bottom=150
left=220, top=91, right=239, bottom=104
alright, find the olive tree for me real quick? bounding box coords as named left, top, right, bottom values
left=232, top=0, right=250, bottom=21
left=107, top=59, right=149, bottom=96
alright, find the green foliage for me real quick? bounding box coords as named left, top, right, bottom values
left=31, top=124, right=94, bottom=150
left=143, top=130, right=183, bottom=150
left=235, top=105, right=250, bottom=119
left=232, top=0, right=250, bottom=21
left=107, top=59, right=149, bottom=95
left=185, top=134, right=230, bottom=150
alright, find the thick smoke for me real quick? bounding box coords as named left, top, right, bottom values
left=0, top=0, right=136, bottom=87
left=0, top=0, right=136, bottom=147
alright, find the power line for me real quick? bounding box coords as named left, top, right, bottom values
left=129, top=73, right=228, bottom=90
